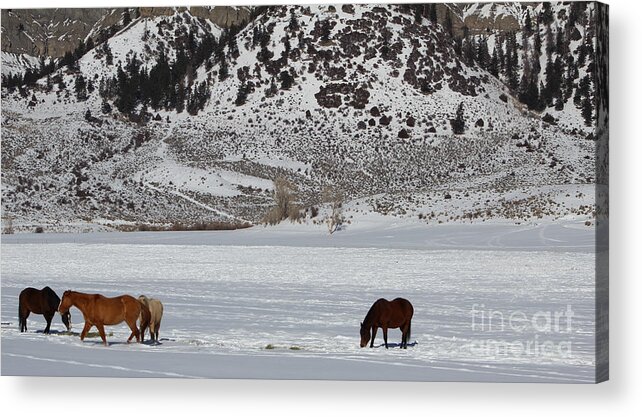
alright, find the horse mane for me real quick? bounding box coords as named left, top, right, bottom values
left=362, top=299, right=384, bottom=327
left=138, top=295, right=150, bottom=307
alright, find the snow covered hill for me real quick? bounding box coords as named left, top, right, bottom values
left=1, top=4, right=602, bottom=232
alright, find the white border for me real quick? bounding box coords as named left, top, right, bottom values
left=2, top=0, right=641, bottom=415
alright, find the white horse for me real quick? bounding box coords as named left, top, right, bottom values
left=138, top=295, right=164, bottom=343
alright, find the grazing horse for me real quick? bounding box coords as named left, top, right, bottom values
left=360, top=298, right=414, bottom=349
left=19, top=287, right=72, bottom=334
left=138, top=295, right=163, bottom=343
left=58, top=290, right=145, bottom=346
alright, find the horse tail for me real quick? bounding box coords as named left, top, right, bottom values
left=406, top=320, right=411, bottom=344
left=18, top=296, right=25, bottom=331
left=138, top=300, right=151, bottom=334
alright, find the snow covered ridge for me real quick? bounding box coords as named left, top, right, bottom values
left=1, top=3, right=605, bottom=231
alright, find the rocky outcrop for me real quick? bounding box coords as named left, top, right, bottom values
left=1, top=8, right=125, bottom=57
left=431, top=3, right=520, bottom=38
left=1, top=6, right=252, bottom=59
left=139, top=6, right=251, bottom=28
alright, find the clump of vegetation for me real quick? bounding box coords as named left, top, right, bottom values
left=264, top=344, right=276, bottom=350
left=262, top=176, right=302, bottom=225
left=2, top=216, right=14, bottom=235
left=119, top=221, right=252, bottom=232
left=322, top=186, right=345, bottom=234
left=450, top=102, right=465, bottom=135
left=542, top=113, right=557, bottom=125
left=289, top=346, right=302, bottom=350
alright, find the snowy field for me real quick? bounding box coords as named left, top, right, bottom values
left=1, top=220, right=597, bottom=382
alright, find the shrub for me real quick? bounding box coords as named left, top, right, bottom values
left=542, top=113, right=557, bottom=125
left=123, top=222, right=251, bottom=232
left=2, top=216, right=14, bottom=234
left=262, top=177, right=300, bottom=225
left=450, top=102, right=465, bottom=134
left=322, top=186, right=345, bottom=234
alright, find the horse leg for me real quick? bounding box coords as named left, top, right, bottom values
left=127, top=327, right=139, bottom=343
left=126, top=318, right=140, bottom=343
left=96, top=324, right=108, bottom=346
left=80, top=321, right=92, bottom=341
left=405, top=320, right=412, bottom=349
left=152, top=322, right=158, bottom=342
left=370, top=326, right=378, bottom=348
left=139, top=317, right=147, bottom=343
left=155, top=321, right=161, bottom=342
left=20, top=310, right=29, bottom=332
left=44, top=313, right=53, bottom=334
left=382, top=326, right=389, bottom=349
left=127, top=328, right=143, bottom=343
left=404, top=325, right=409, bottom=349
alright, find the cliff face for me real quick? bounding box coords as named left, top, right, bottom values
left=1, top=8, right=124, bottom=57
left=1, top=6, right=252, bottom=59
left=138, top=6, right=252, bottom=28
left=1, top=4, right=523, bottom=60
left=434, top=3, right=521, bottom=38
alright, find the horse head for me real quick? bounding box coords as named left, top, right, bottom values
left=58, top=290, right=73, bottom=315
left=359, top=321, right=370, bottom=348
left=60, top=310, right=72, bottom=331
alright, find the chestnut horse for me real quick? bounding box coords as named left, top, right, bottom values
left=19, top=286, right=71, bottom=334
left=138, top=295, right=163, bottom=343
left=360, top=298, right=414, bottom=349
left=58, top=290, right=150, bottom=346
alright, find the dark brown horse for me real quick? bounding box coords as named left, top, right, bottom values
left=58, top=290, right=150, bottom=346
left=19, top=287, right=71, bottom=334
left=360, top=298, right=414, bottom=349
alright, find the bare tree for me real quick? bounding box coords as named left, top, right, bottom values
left=263, top=176, right=302, bottom=225
left=2, top=214, right=14, bottom=235
left=322, top=186, right=344, bottom=234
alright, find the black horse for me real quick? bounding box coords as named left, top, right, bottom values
left=19, top=287, right=71, bottom=334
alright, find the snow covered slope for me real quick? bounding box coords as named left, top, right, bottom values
left=1, top=4, right=600, bottom=231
